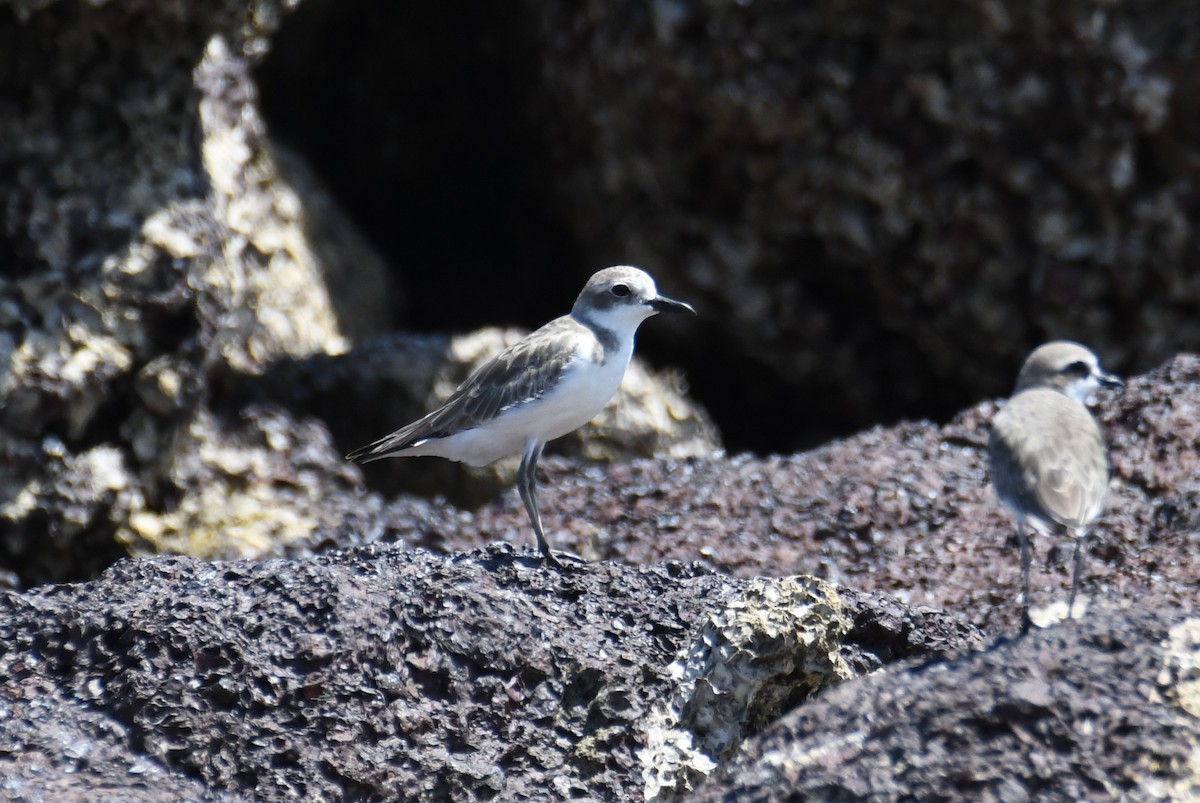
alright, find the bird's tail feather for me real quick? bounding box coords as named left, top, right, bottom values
left=345, top=426, right=427, bottom=463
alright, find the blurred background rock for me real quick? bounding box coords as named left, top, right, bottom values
left=256, top=0, right=1200, bottom=451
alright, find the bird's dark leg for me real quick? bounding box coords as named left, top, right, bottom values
left=1068, top=531, right=1088, bottom=620
left=517, top=441, right=561, bottom=567
left=1018, top=520, right=1034, bottom=633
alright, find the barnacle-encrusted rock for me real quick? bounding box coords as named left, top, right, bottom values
left=640, top=577, right=853, bottom=801
left=0, top=0, right=358, bottom=581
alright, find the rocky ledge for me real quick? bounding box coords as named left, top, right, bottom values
left=0, top=548, right=1196, bottom=800
left=1, top=353, right=1198, bottom=801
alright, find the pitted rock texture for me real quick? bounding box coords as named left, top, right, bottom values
left=0, top=0, right=358, bottom=581
left=640, top=577, right=853, bottom=801
left=0, top=547, right=981, bottom=801
left=694, top=610, right=1200, bottom=801
left=0, top=681, right=235, bottom=803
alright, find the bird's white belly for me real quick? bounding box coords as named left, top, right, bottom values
left=435, top=351, right=629, bottom=466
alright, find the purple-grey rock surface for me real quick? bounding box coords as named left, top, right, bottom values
left=694, top=609, right=1200, bottom=802
left=0, top=547, right=983, bottom=801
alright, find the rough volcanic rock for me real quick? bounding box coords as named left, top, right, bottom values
left=1, top=326, right=1194, bottom=801
left=0, top=680, right=234, bottom=803
left=3, top=4, right=1199, bottom=797
left=0, top=546, right=981, bottom=801
left=694, top=610, right=1200, bottom=801
left=0, top=0, right=359, bottom=581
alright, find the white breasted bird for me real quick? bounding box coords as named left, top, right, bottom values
left=988, top=340, right=1123, bottom=629
left=346, top=266, right=696, bottom=567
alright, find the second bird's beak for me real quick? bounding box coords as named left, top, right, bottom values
left=1097, top=371, right=1124, bottom=390
left=648, top=295, right=696, bottom=315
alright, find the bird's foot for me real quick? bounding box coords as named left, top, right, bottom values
left=540, top=548, right=587, bottom=571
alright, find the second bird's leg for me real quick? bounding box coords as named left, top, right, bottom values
left=517, top=441, right=562, bottom=567
left=1018, top=521, right=1033, bottom=633
left=1068, top=531, right=1088, bottom=620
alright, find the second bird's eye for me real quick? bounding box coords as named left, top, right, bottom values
left=1062, top=360, right=1091, bottom=378
left=610, top=283, right=631, bottom=298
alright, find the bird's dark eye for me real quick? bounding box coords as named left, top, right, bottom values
left=1062, top=360, right=1091, bottom=378
left=610, top=283, right=631, bottom=298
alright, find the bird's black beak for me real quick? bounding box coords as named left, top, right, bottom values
left=1098, top=371, right=1124, bottom=390
left=648, top=295, right=696, bottom=315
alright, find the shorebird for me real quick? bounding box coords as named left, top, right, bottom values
left=346, top=266, right=695, bottom=567
left=988, top=340, right=1122, bottom=629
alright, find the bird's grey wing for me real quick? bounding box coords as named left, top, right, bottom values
left=347, top=321, right=580, bottom=461
left=438, top=322, right=580, bottom=428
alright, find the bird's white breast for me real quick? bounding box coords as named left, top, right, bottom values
left=422, top=331, right=634, bottom=466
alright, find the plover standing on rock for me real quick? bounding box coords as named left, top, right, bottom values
left=347, top=266, right=695, bottom=567
left=988, top=340, right=1123, bottom=630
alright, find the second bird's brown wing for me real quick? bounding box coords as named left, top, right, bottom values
left=1031, top=419, right=1108, bottom=530
left=990, top=389, right=1109, bottom=531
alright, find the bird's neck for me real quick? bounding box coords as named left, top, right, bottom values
left=573, top=312, right=630, bottom=363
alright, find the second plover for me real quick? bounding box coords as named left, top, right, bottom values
left=988, top=340, right=1123, bottom=629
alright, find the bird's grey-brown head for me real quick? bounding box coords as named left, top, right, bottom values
left=571, top=266, right=695, bottom=333
left=1013, top=340, right=1123, bottom=403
